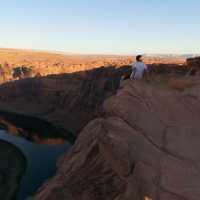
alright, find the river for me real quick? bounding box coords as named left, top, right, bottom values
left=0, top=130, right=71, bottom=200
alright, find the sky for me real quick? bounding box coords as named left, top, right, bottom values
left=0, top=0, right=200, bottom=54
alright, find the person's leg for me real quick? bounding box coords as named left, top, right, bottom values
left=130, top=68, right=136, bottom=80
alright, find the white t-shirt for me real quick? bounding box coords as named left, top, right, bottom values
left=130, top=61, right=147, bottom=80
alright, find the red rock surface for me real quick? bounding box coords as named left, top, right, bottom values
left=33, top=75, right=200, bottom=200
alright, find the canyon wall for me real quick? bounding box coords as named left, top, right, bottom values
left=0, top=66, right=131, bottom=136
left=34, top=76, right=200, bottom=200
left=0, top=61, right=191, bottom=139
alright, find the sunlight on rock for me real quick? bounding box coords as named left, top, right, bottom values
left=144, top=196, right=153, bottom=200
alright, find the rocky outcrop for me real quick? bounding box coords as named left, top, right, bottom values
left=34, top=77, right=200, bottom=200
left=186, top=57, right=200, bottom=76
left=187, top=57, right=200, bottom=68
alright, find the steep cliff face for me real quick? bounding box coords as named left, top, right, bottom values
left=0, top=63, right=190, bottom=138
left=0, top=66, right=131, bottom=136
left=34, top=77, right=200, bottom=200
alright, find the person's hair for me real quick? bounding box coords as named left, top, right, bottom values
left=136, top=55, right=142, bottom=61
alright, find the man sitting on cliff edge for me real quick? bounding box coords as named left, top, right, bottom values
left=130, top=55, right=149, bottom=80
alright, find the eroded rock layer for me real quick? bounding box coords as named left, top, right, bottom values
left=34, top=77, right=200, bottom=200
left=0, top=66, right=131, bottom=136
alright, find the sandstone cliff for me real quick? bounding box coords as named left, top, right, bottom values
left=0, top=66, right=131, bottom=137
left=0, top=62, right=190, bottom=139
left=33, top=73, right=200, bottom=200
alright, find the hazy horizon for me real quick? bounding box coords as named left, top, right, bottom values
left=0, top=47, right=199, bottom=57
left=1, top=0, right=200, bottom=54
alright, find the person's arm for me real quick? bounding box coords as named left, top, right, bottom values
left=130, top=63, right=136, bottom=79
